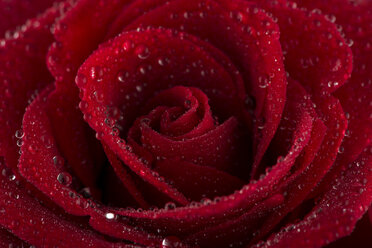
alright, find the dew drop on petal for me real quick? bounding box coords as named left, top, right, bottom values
left=57, top=172, right=72, bottom=187
left=75, top=73, right=87, bottom=87
left=122, top=40, right=133, bottom=51
left=164, top=202, right=176, bottom=210
left=161, top=236, right=181, bottom=248
left=117, top=70, right=128, bottom=83
left=52, top=156, right=64, bottom=168
left=105, top=212, right=116, bottom=220
left=135, top=44, right=150, bottom=59
left=136, top=85, right=143, bottom=92
left=15, top=129, right=24, bottom=139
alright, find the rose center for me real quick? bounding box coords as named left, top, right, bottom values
left=126, top=86, right=247, bottom=174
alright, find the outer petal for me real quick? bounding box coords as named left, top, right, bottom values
left=0, top=1, right=67, bottom=173
left=258, top=147, right=372, bottom=248
left=0, top=228, right=29, bottom=248
left=0, top=0, right=62, bottom=36
left=47, top=0, right=130, bottom=86
left=251, top=0, right=353, bottom=94
left=0, top=158, right=135, bottom=248
left=18, top=83, right=165, bottom=247
left=295, top=0, right=372, bottom=199
left=325, top=210, right=372, bottom=248
left=155, top=159, right=245, bottom=201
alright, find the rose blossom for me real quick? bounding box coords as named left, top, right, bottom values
left=0, top=0, right=371, bottom=247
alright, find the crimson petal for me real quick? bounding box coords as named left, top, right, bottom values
left=260, top=147, right=372, bottom=248
left=295, top=0, right=372, bottom=198
left=155, top=159, right=245, bottom=201
left=19, top=85, right=166, bottom=246
left=0, top=0, right=62, bottom=36
left=106, top=97, right=313, bottom=237
left=47, top=0, right=130, bottom=87
left=0, top=228, right=28, bottom=248
left=77, top=28, right=246, bottom=205
left=251, top=0, right=353, bottom=94
left=250, top=103, right=347, bottom=246
left=0, top=2, right=66, bottom=173
left=140, top=117, right=239, bottom=171
left=0, top=159, right=133, bottom=248
left=121, top=0, right=287, bottom=182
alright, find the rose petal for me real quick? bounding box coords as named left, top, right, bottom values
left=260, top=147, right=372, bottom=248
left=46, top=87, right=106, bottom=198
left=19, top=85, right=93, bottom=215
left=0, top=158, right=133, bottom=248
left=106, top=96, right=314, bottom=237
left=47, top=0, right=130, bottom=87
left=155, top=159, right=245, bottom=201
left=138, top=86, right=215, bottom=139
left=102, top=142, right=149, bottom=208
left=0, top=0, right=62, bottom=36
left=325, top=210, right=372, bottom=248
left=121, top=0, right=287, bottom=181
left=252, top=0, right=353, bottom=94
left=250, top=91, right=347, bottom=245
left=0, top=227, right=28, bottom=248
left=89, top=212, right=163, bottom=247
left=185, top=194, right=284, bottom=247
left=140, top=117, right=239, bottom=171
left=77, top=28, right=246, bottom=205
left=0, top=2, right=65, bottom=173
left=295, top=0, right=372, bottom=197
left=18, top=86, right=165, bottom=246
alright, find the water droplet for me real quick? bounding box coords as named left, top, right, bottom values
left=117, top=70, right=128, bottom=83
left=346, top=38, right=354, bottom=47
left=136, top=85, right=143, bottom=92
left=27, top=144, right=37, bottom=154
left=16, top=139, right=23, bottom=147
left=52, top=156, right=64, bottom=167
left=164, top=202, right=176, bottom=210
left=161, top=236, right=181, bottom=248
left=90, top=66, right=104, bottom=82
left=258, top=75, right=270, bottom=88
left=277, top=156, right=284, bottom=163
left=338, top=146, right=344, bottom=153
left=15, top=129, right=24, bottom=139
left=122, top=40, right=133, bottom=51
left=158, top=57, right=168, bottom=66
left=93, top=91, right=104, bottom=102
left=135, top=45, right=150, bottom=60
left=79, top=101, right=89, bottom=111
left=80, top=187, right=92, bottom=198
left=105, top=212, right=116, bottom=220
left=328, top=81, right=339, bottom=88
left=57, top=172, right=72, bottom=186
left=75, top=73, right=87, bottom=87
left=8, top=173, right=16, bottom=181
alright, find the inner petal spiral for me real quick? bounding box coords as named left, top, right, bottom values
left=128, top=86, right=242, bottom=172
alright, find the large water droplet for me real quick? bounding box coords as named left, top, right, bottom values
left=15, top=129, right=24, bottom=139
left=105, top=212, right=116, bottom=220
left=161, top=236, right=181, bottom=248
left=52, top=155, right=64, bottom=167
left=164, top=202, right=176, bottom=210
left=90, top=66, right=104, bottom=82
left=57, top=172, right=72, bottom=186
left=117, top=70, right=128, bottom=83
left=75, top=73, right=87, bottom=87
left=135, top=45, right=150, bottom=60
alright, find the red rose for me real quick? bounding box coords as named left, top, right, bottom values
left=0, top=0, right=371, bottom=247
